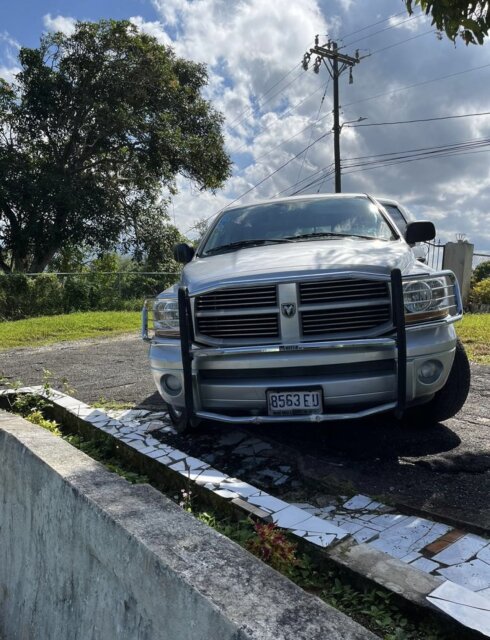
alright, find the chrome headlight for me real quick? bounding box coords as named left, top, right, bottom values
left=153, top=298, right=180, bottom=336
left=402, top=273, right=460, bottom=324
left=403, top=281, right=433, bottom=313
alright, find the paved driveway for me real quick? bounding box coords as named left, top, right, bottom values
left=0, top=334, right=488, bottom=532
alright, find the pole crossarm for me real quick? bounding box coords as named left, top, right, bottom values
left=309, top=46, right=359, bottom=67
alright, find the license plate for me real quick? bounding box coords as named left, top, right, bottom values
left=266, top=388, right=323, bottom=416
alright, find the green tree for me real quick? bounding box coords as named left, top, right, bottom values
left=405, top=1, right=490, bottom=44
left=0, top=19, right=231, bottom=273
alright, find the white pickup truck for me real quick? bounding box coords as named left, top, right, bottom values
left=142, top=194, right=470, bottom=432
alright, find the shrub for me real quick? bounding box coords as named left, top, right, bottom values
left=0, top=264, right=179, bottom=319
left=29, top=274, right=64, bottom=316
left=472, top=260, right=490, bottom=285
left=62, top=275, right=92, bottom=312
left=471, top=278, right=490, bottom=304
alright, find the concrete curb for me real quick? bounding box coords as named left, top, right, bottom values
left=0, top=410, right=375, bottom=640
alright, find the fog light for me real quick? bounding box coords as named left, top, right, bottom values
left=417, top=360, right=443, bottom=384
left=162, top=374, right=182, bottom=396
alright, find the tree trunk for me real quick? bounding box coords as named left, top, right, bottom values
left=28, top=245, right=59, bottom=273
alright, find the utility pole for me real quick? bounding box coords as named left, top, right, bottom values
left=302, top=36, right=361, bottom=193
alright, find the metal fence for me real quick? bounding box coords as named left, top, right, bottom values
left=473, top=252, right=490, bottom=270
left=423, top=242, right=490, bottom=271
left=424, top=240, right=444, bottom=270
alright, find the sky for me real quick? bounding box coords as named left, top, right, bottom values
left=1, top=0, right=490, bottom=252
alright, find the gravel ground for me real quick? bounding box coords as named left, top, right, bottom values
left=0, top=333, right=488, bottom=533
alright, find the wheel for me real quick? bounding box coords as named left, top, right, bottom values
left=166, top=404, right=201, bottom=434
left=406, top=339, right=471, bottom=424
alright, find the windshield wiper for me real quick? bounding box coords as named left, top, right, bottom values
left=204, top=238, right=294, bottom=256
left=284, top=232, right=378, bottom=241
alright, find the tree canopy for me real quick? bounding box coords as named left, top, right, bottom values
left=0, top=19, right=231, bottom=272
left=405, top=1, right=490, bottom=44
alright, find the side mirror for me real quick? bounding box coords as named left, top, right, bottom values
left=405, top=221, right=436, bottom=244
left=173, top=243, right=195, bottom=264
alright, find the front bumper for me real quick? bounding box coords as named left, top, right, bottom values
left=145, top=270, right=460, bottom=424
left=148, top=329, right=457, bottom=423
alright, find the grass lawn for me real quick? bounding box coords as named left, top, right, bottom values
left=0, top=311, right=141, bottom=350
left=456, top=313, right=490, bottom=365
left=0, top=310, right=489, bottom=364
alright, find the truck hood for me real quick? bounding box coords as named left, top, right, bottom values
left=179, top=239, right=429, bottom=296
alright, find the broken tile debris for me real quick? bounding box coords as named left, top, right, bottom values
left=432, top=534, right=489, bottom=566
left=427, top=580, right=490, bottom=637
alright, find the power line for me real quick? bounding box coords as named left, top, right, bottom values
left=341, top=145, right=490, bottom=176
left=292, top=167, right=336, bottom=196
left=227, top=68, right=305, bottom=133
left=295, top=138, right=490, bottom=193
left=231, top=77, right=325, bottom=159
left=227, top=62, right=302, bottom=128
left=185, top=130, right=333, bottom=233
left=343, top=62, right=490, bottom=109
left=271, top=162, right=335, bottom=198
left=246, top=62, right=490, bottom=168
left=304, top=149, right=490, bottom=195
left=296, top=77, right=330, bottom=183
left=340, top=13, right=425, bottom=49
left=337, top=10, right=407, bottom=41
left=342, top=136, right=490, bottom=164
left=366, top=29, right=437, bottom=57
left=344, top=110, right=490, bottom=128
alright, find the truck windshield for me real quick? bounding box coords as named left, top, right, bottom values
left=201, top=197, right=397, bottom=256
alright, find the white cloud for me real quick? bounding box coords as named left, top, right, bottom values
left=0, top=31, right=20, bottom=82
left=43, top=14, right=77, bottom=36
left=0, top=64, right=19, bottom=84
left=338, top=0, right=356, bottom=12
left=129, top=16, right=172, bottom=46
left=46, top=0, right=486, bottom=252
left=151, top=0, right=188, bottom=27
left=149, top=0, right=332, bottom=231
left=387, top=13, right=423, bottom=33
left=0, top=32, right=20, bottom=51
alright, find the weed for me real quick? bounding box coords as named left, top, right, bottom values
left=63, top=433, right=149, bottom=485
left=25, top=409, right=61, bottom=436
left=246, top=522, right=302, bottom=576
left=179, top=487, right=194, bottom=512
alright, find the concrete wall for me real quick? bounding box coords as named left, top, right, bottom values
left=0, top=411, right=373, bottom=640
left=442, top=241, right=474, bottom=305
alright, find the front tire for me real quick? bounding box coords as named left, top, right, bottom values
left=407, top=339, right=471, bottom=424
left=166, top=405, right=201, bottom=434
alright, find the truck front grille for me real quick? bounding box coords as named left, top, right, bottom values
left=299, top=278, right=391, bottom=338
left=196, top=285, right=277, bottom=310
left=196, top=313, right=279, bottom=339
left=299, top=279, right=389, bottom=303
left=301, top=304, right=391, bottom=335
left=193, top=277, right=391, bottom=344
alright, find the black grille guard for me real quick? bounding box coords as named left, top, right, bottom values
left=178, top=269, right=406, bottom=424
